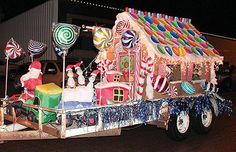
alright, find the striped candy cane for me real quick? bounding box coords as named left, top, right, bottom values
left=146, top=57, right=154, bottom=99
left=136, top=58, right=148, bottom=100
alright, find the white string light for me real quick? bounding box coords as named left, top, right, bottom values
left=68, top=0, right=124, bottom=11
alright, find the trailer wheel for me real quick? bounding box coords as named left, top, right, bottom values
left=191, top=106, right=215, bottom=134
left=167, top=111, right=191, bottom=141
left=27, top=111, right=38, bottom=123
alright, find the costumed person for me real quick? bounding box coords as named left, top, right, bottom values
left=66, top=64, right=75, bottom=88
left=19, top=60, right=43, bottom=102
left=87, top=69, right=100, bottom=89
left=74, top=61, right=85, bottom=86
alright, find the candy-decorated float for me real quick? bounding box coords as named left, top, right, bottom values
left=0, top=8, right=232, bottom=141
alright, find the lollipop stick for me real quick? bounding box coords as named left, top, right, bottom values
left=4, top=56, right=9, bottom=99
left=62, top=51, right=66, bottom=89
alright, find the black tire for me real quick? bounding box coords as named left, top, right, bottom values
left=166, top=111, right=191, bottom=141
left=191, top=105, right=215, bottom=134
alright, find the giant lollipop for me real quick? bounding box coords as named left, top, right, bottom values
left=28, top=40, right=47, bottom=61
left=52, top=23, right=81, bottom=89
left=5, top=38, right=24, bottom=59
left=4, top=38, right=24, bottom=99
left=121, top=30, right=139, bottom=49
left=93, top=27, right=113, bottom=50
left=52, top=23, right=80, bottom=52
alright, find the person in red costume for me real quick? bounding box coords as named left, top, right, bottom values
left=19, top=60, right=42, bottom=102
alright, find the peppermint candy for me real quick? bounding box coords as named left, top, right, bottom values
left=5, top=38, right=24, bottom=59
left=116, top=20, right=130, bottom=35
left=167, top=85, right=178, bottom=97
left=152, top=75, right=169, bottom=93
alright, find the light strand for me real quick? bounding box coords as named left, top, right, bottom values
left=68, top=0, right=124, bottom=11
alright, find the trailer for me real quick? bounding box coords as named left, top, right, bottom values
left=0, top=8, right=232, bottom=142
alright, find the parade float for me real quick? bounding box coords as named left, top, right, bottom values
left=0, top=8, right=232, bottom=141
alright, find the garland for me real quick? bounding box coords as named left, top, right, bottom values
left=65, top=94, right=232, bottom=127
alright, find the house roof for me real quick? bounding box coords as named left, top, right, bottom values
left=112, top=10, right=223, bottom=63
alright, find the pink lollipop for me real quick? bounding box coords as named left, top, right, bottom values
left=5, top=38, right=24, bottom=59
left=116, top=20, right=130, bottom=35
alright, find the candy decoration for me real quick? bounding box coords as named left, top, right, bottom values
left=151, top=24, right=159, bottom=31
left=157, top=44, right=165, bottom=54
left=182, top=29, right=189, bottom=36
left=171, top=21, right=178, bottom=28
left=181, top=81, right=195, bottom=94
left=164, top=46, right=173, bottom=56
left=139, top=15, right=146, bottom=23
left=171, top=39, right=179, bottom=45
left=200, top=35, right=207, bottom=41
left=196, top=48, right=204, bottom=56
left=179, top=47, right=186, bottom=56
left=157, top=31, right=166, bottom=39
left=121, top=30, right=139, bottom=49
left=130, top=13, right=139, bottom=20
left=152, top=17, right=160, bottom=24
left=200, top=41, right=208, bottom=49
left=157, top=24, right=166, bottom=32
left=152, top=75, right=169, bottom=93
left=177, top=21, right=184, bottom=29
left=167, top=85, right=178, bottom=97
left=163, top=31, right=172, bottom=39
left=194, top=36, right=202, bottom=42
left=207, top=42, right=214, bottom=48
left=116, top=20, right=130, bottom=35
left=150, top=36, right=159, bottom=43
left=170, top=31, right=179, bottom=39
left=144, top=27, right=152, bottom=35
left=144, top=16, right=153, bottom=24
left=52, top=23, right=80, bottom=50
left=172, top=46, right=180, bottom=56
left=187, top=29, right=195, bottom=36
left=5, top=38, right=24, bottom=59
left=137, top=59, right=147, bottom=99
left=177, top=39, right=186, bottom=46
left=191, top=47, right=199, bottom=55
left=93, top=27, right=113, bottom=50
left=28, top=40, right=47, bottom=57
left=184, top=46, right=193, bottom=54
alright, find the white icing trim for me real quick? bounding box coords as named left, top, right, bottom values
left=95, top=82, right=131, bottom=90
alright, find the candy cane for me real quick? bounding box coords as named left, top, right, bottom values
left=146, top=57, right=154, bottom=99
left=136, top=59, right=148, bottom=100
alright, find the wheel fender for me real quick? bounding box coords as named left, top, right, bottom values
left=209, top=96, right=219, bottom=117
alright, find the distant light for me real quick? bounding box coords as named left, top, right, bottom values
left=69, top=0, right=124, bottom=11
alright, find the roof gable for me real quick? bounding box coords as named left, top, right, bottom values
left=112, top=10, right=223, bottom=63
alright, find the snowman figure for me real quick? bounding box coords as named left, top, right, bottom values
left=87, top=69, right=100, bottom=89
left=74, top=61, right=85, bottom=86
left=66, top=65, right=75, bottom=88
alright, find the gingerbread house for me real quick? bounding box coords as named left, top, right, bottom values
left=94, top=8, right=223, bottom=102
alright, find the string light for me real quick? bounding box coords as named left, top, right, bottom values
left=68, top=0, right=124, bottom=11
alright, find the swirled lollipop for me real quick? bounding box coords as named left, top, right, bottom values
left=28, top=40, right=47, bottom=57
left=116, top=20, right=130, bottom=35
left=121, top=30, right=139, bottom=49
left=52, top=23, right=80, bottom=51
left=93, top=27, right=113, bottom=50
left=5, top=38, right=24, bottom=59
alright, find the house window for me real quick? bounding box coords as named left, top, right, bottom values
left=113, top=75, right=120, bottom=82
left=192, top=64, right=205, bottom=80
left=113, top=88, right=124, bottom=102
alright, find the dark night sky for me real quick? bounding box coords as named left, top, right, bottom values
left=0, top=0, right=235, bottom=38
